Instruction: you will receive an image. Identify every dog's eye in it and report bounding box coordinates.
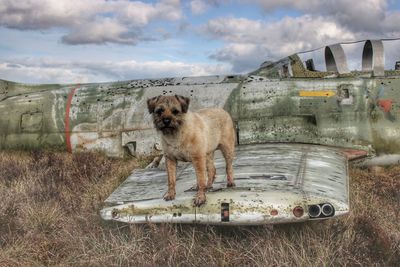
[156,108,164,115]
[172,109,179,115]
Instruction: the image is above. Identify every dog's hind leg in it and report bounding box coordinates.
[206,152,216,188]
[220,143,235,187]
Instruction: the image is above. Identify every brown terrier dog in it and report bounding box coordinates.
[147,95,235,206]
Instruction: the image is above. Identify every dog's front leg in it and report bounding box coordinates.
[192,155,207,206]
[164,157,177,201]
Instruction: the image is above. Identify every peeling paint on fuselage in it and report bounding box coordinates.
[1,55,400,158]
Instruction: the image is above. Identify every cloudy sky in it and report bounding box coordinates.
[1,0,400,83]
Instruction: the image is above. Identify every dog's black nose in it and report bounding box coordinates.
[163,118,171,125]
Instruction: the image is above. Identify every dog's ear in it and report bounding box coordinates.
[175,95,190,113]
[147,96,160,114]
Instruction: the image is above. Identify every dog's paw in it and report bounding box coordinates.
[193,193,206,207]
[227,181,236,187]
[163,191,176,201]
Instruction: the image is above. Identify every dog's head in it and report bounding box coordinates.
[147,95,190,135]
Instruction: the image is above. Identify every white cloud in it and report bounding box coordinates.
[205,16,356,48]
[0,62,86,83]
[114,0,182,26]
[61,18,140,45]
[190,0,209,15]
[244,0,319,12]
[189,0,228,15]
[0,0,183,45]
[249,0,389,33]
[0,0,105,29]
[0,58,232,83]
[205,16,356,72]
[381,10,400,33]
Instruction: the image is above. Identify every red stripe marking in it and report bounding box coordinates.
[65,85,79,153]
[377,99,393,113]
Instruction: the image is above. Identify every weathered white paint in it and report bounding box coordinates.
[101,143,349,225]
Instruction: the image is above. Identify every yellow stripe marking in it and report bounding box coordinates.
[299,90,336,97]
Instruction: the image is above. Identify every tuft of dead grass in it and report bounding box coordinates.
[0,151,399,266]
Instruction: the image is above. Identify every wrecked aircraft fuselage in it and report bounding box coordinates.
[0,39,399,164]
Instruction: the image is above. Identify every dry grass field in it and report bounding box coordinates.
[0,150,399,266]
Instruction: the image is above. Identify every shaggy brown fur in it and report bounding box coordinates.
[147,95,236,206]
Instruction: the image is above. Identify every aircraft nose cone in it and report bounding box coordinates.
[163,118,171,126]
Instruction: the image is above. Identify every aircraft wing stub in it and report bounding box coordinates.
[101,143,349,225]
